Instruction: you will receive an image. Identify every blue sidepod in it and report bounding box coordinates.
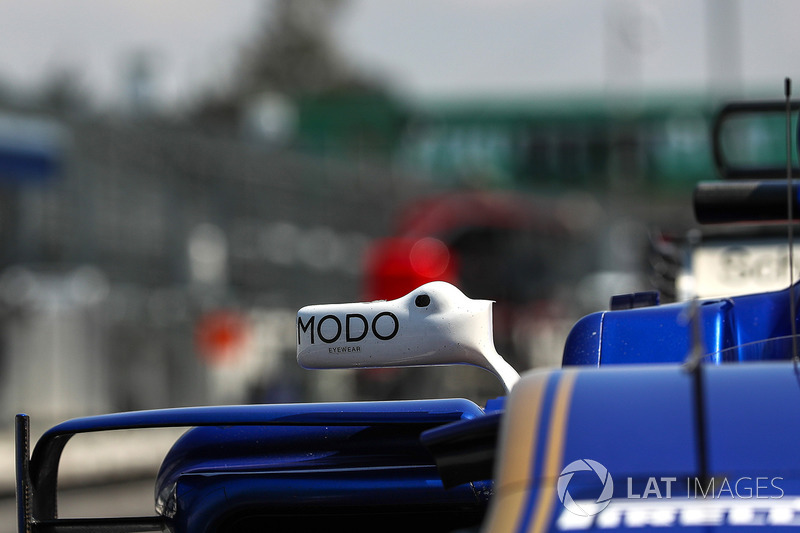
[157,404,492,533]
[563,284,797,366]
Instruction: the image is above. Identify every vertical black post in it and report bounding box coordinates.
[690,363,708,485]
[15,414,32,533]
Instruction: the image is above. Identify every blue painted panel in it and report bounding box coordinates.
[563,284,800,367]
[563,367,697,479]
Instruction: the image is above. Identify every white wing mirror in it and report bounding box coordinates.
[297,281,520,392]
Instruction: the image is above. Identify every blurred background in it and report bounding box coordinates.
[0,0,797,445]
[1,0,800,521]
[1,0,798,417]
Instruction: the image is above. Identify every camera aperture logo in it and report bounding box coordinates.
[558,459,614,517]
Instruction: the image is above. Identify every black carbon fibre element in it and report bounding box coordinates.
[693,180,800,224]
[421,412,502,489]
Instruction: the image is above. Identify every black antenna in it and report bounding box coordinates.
[683,298,708,484]
[786,78,798,363]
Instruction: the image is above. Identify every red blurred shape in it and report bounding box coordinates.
[364,237,457,301]
[195,310,248,365]
[363,191,573,302]
[410,237,451,278]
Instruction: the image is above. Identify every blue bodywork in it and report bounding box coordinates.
[17,400,492,532]
[486,362,800,532]
[153,400,490,532]
[565,287,796,366]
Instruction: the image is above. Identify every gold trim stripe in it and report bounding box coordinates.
[528,370,578,533]
[482,370,552,533]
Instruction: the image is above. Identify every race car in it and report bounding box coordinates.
[15,272,800,532]
[15,93,800,533]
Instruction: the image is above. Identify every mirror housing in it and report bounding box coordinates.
[297,282,519,392]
